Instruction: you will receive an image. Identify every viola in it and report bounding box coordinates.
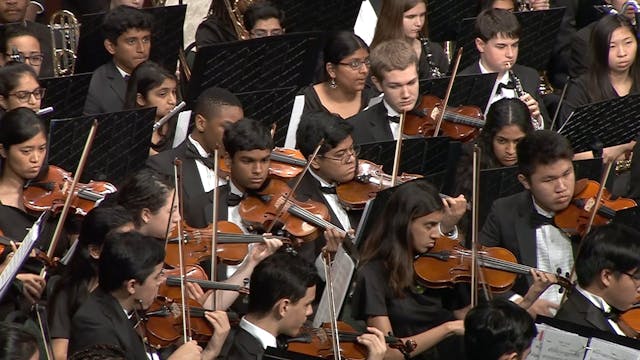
[287,321,413,359]
[414,237,571,293]
[404,95,484,141]
[219,147,307,180]
[239,179,344,242]
[23,165,117,216]
[554,179,637,237]
[336,160,422,210]
[165,220,291,267]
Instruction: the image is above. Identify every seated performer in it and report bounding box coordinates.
[84,5,153,115]
[243,0,285,38]
[0,26,43,75]
[220,250,387,360]
[0,63,43,113]
[555,223,640,336]
[68,231,230,359]
[348,39,420,145]
[459,8,549,129]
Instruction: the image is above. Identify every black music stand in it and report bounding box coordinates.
[264,346,323,360]
[426,0,478,43]
[559,94,640,153]
[236,87,298,147]
[420,72,498,112]
[40,73,92,119]
[48,108,156,185]
[75,5,186,74]
[270,0,362,33]
[454,8,566,71]
[187,32,323,101]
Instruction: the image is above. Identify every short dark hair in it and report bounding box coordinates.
[0,107,47,149]
[102,5,153,45]
[575,223,640,287]
[0,62,38,97]
[475,8,521,42]
[517,130,573,179]
[0,322,38,359]
[464,299,536,360]
[296,112,353,158]
[69,344,126,360]
[243,1,285,31]
[115,168,174,227]
[222,118,274,158]
[194,86,243,121]
[248,251,319,315]
[99,231,165,292]
[0,25,39,55]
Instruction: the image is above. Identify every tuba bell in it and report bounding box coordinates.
[49,10,80,77]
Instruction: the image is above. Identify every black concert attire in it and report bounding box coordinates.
[351,259,465,360]
[219,317,282,360]
[348,101,401,145]
[195,16,237,48]
[555,286,624,335]
[418,38,449,80]
[568,22,595,80]
[83,60,128,115]
[298,84,379,120]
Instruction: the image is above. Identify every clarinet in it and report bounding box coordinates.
[508,64,544,130]
[420,37,444,78]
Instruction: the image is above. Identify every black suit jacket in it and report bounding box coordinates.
[555,289,616,333]
[568,22,594,79]
[83,61,127,115]
[459,63,551,128]
[348,102,394,145]
[220,326,266,360]
[146,140,229,228]
[68,289,147,360]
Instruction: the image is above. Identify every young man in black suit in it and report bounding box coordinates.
[146,87,244,228]
[480,130,575,317]
[83,5,152,115]
[459,8,549,129]
[69,231,230,359]
[221,251,387,360]
[347,39,420,145]
[555,223,640,335]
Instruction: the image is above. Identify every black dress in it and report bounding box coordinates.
[351,259,465,360]
[298,84,379,120]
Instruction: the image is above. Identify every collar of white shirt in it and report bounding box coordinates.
[115,64,130,79]
[239,317,278,349]
[575,285,614,314]
[188,135,210,157]
[382,99,401,118]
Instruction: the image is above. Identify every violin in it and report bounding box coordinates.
[218,147,307,180]
[404,95,484,141]
[619,304,640,338]
[239,179,338,242]
[23,165,117,216]
[336,160,422,210]
[0,230,57,269]
[554,179,637,237]
[414,237,571,293]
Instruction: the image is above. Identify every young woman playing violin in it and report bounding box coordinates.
[124,60,179,155]
[48,205,134,360]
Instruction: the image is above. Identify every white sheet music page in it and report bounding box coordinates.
[585,337,640,360]
[312,246,355,328]
[526,323,588,360]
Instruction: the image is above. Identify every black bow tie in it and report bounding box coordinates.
[320,186,337,194]
[603,308,622,322]
[124,74,131,81]
[387,115,400,124]
[185,141,215,169]
[530,212,556,228]
[227,193,245,207]
[496,81,515,94]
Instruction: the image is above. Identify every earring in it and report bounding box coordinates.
[329,77,337,89]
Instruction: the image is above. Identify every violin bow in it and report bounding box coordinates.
[432,48,463,137]
[469,145,492,306]
[322,248,342,360]
[210,148,221,309]
[41,119,98,279]
[33,303,54,360]
[390,112,404,187]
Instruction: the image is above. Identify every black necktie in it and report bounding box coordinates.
[185,141,215,169]
[320,186,337,194]
[387,115,400,124]
[496,81,515,94]
[227,193,245,207]
[530,212,556,228]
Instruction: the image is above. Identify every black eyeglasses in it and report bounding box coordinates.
[319,145,360,164]
[8,87,46,102]
[6,52,44,65]
[621,270,640,281]
[338,58,371,70]
[250,29,284,38]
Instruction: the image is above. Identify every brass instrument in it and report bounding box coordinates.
[49,10,80,77]
[515,0,533,11]
[209,0,253,40]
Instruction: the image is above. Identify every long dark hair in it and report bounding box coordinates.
[360,181,443,297]
[587,14,640,101]
[0,107,47,176]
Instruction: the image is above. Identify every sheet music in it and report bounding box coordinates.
[312,246,356,328]
[173,110,192,148]
[584,337,640,360]
[526,323,589,360]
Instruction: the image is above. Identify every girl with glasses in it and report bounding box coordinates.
[0,63,43,114]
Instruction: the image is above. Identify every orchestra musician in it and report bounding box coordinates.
[84,5,153,115]
[68,231,230,359]
[0,322,40,360]
[242,1,285,39]
[555,223,640,335]
[0,63,43,113]
[459,8,549,129]
[348,39,420,144]
[0,26,43,76]
[123,60,178,155]
[370,0,449,80]
[146,87,244,229]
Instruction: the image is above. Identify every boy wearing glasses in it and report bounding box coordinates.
[243,1,285,39]
[555,223,640,336]
[348,39,420,145]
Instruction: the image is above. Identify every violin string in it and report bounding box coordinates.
[286,201,343,234]
[451,249,536,274]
